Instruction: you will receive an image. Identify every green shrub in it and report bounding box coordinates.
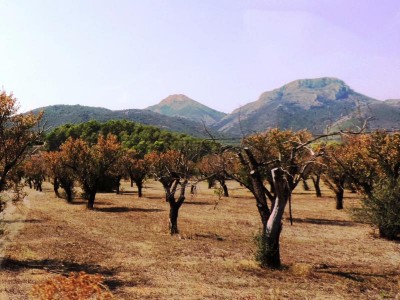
[352,179,400,240]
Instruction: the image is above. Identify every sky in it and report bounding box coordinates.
[1,0,400,113]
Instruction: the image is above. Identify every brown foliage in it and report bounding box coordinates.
[0,91,43,191]
[30,271,113,299]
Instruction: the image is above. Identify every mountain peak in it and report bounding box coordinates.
[160,94,194,104]
[213,77,379,135]
[284,77,347,90]
[146,94,226,125]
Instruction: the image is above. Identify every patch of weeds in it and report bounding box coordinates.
[290,263,314,277]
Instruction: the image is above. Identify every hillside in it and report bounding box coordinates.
[146,94,226,125]
[30,105,214,138]
[29,78,400,138]
[333,99,400,131]
[211,77,386,135]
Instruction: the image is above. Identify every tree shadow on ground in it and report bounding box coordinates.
[145,195,163,200]
[118,191,135,195]
[0,219,42,224]
[94,206,163,213]
[314,264,397,282]
[0,257,134,291]
[288,217,355,227]
[184,201,213,206]
[68,200,112,206]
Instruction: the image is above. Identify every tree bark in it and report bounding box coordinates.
[87,190,96,209]
[169,203,180,235]
[261,168,289,269]
[115,176,121,194]
[65,186,73,203]
[311,175,322,197]
[207,178,215,189]
[53,178,60,198]
[220,179,229,197]
[302,179,310,191]
[335,187,344,210]
[334,177,345,210]
[263,228,282,268]
[136,181,143,198]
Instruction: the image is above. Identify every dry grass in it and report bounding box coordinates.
[0,180,399,299]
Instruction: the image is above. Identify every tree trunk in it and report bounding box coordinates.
[335,186,344,210]
[311,175,322,197]
[302,179,310,191]
[130,178,134,187]
[136,181,143,198]
[261,168,289,269]
[87,190,96,209]
[220,179,229,197]
[53,178,60,198]
[262,228,282,268]
[65,186,73,203]
[115,176,121,194]
[207,178,215,189]
[190,185,196,194]
[169,203,180,235]
[378,226,397,240]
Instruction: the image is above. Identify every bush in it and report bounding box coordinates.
[352,179,400,240]
[254,231,269,267]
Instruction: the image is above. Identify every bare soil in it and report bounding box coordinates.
[0,180,399,299]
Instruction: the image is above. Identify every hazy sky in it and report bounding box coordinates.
[1,0,400,113]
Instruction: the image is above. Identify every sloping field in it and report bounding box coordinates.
[0,180,399,299]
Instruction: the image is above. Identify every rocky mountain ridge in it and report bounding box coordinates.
[30,77,400,137]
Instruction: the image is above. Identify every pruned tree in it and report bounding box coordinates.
[123,149,149,198]
[0,91,43,192]
[23,153,46,192]
[336,132,400,239]
[321,143,348,209]
[60,134,123,209]
[308,152,325,198]
[197,152,237,197]
[146,147,195,235]
[44,151,75,202]
[223,128,325,268]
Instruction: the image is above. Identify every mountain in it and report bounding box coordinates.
[31,104,214,138]
[332,99,400,131]
[211,77,392,135]
[146,94,226,125]
[384,99,400,107]
[29,78,400,139]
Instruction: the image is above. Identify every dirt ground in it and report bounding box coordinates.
[0,180,399,299]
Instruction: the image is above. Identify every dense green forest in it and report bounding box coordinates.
[45,119,215,156]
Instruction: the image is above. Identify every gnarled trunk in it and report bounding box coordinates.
[164,179,187,235]
[87,190,96,209]
[262,168,289,268]
[207,178,215,189]
[220,179,229,197]
[53,177,60,198]
[115,176,121,194]
[136,181,143,198]
[65,186,73,203]
[335,178,345,210]
[302,179,310,191]
[169,203,180,234]
[335,187,344,210]
[311,175,322,197]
